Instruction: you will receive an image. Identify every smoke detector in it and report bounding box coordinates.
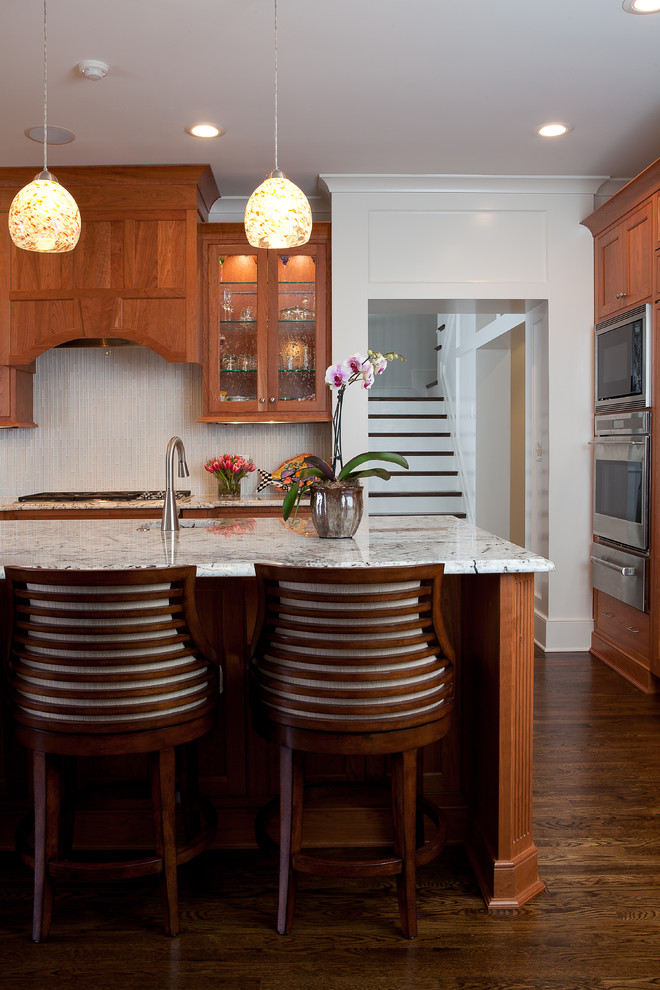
[78,60,109,81]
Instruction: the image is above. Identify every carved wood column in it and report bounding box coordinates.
[461,571,545,909]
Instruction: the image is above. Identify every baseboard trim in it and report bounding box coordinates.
[534,612,593,653]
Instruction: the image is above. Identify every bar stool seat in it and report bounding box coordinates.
[249,563,455,938]
[3,565,221,941]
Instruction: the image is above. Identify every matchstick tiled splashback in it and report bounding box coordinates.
[0,346,330,497]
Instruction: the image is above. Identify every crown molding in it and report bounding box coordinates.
[317,174,608,196]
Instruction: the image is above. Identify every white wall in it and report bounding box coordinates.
[475,344,511,539]
[368,313,439,393]
[320,174,600,652]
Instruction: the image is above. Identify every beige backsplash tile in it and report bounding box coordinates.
[0,346,330,497]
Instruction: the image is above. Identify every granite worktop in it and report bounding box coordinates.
[0,514,554,578]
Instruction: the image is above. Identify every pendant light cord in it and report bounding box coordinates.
[42,0,48,174]
[273,0,278,171]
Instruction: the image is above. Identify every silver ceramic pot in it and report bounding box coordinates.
[309,482,363,538]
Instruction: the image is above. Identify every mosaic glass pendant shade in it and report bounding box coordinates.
[244,169,312,249]
[9,171,81,253]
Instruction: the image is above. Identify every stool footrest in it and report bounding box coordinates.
[16,795,217,882]
[293,851,403,877]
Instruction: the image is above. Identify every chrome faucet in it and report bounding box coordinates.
[161,436,189,532]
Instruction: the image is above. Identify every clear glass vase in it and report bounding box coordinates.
[216,474,242,500]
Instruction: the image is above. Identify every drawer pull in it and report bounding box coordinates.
[601,610,614,618]
[626,626,639,634]
[590,555,636,577]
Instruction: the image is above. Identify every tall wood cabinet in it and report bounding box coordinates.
[198,223,331,423]
[583,158,660,693]
[0,165,219,427]
[593,201,653,321]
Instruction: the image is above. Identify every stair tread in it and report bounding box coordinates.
[375,450,454,456]
[372,512,466,519]
[369,432,451,437]
[369,413,448,420]
[369,396,445,402]
[370,490,463,498]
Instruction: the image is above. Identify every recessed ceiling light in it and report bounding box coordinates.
[186,123,225,138]
[537,122,572,138]
[25,125,75,145]
[623,0,660,13]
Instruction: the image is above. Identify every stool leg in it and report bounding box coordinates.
[150,748,179,937]
[32,751,61,943]
[278,746,304,935]
[392,749,418,939]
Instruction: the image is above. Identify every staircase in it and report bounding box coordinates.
[367,395,466,517]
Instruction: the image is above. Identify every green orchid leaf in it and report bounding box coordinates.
[282,481,300,521]
[337,451,408,481]
[305,455,335,481]
[343,468,392,481]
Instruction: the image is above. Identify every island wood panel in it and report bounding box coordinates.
[0,568,542,911]
[0,506,306,520]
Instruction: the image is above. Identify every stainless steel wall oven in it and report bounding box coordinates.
[590,410,649,610]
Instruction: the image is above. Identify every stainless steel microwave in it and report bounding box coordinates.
[594,304,651,413]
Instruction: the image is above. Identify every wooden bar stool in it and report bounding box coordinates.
[249,563,455,938]
[2,565,221,942]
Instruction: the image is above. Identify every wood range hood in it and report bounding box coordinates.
[0,164,220,427]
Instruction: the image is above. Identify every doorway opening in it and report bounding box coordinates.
[367,299,548,562]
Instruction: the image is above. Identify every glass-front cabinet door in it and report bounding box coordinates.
[268,245,326,412]
[200,223,330,422]
[206,244,266,413]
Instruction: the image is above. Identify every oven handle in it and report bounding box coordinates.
[590,555,637,577]
[588,438,647,444]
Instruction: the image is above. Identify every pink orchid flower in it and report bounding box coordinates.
[346,352,369,374]
[325,362,350,389]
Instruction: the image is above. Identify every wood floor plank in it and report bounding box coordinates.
[0,652,658,990]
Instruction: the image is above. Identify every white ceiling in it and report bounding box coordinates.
[2,0,660,203]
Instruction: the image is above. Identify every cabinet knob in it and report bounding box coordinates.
[259,397,266,403]
[269,397,275,403]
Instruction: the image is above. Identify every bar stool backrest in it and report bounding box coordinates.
[250,563,455,735]
[4,565,219,735]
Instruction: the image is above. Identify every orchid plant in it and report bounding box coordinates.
[283,349,408,520]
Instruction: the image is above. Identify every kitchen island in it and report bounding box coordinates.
[0,514,553,911]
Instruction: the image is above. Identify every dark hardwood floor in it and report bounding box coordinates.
[0,653,658,990]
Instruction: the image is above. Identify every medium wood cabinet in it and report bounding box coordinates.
[0,166,218,366]
[0,165,220,427]
[198,223,331,423]
[0,365,35,428]
[591,589,654,693]
[593,200,653,321]
[583,159,660,692]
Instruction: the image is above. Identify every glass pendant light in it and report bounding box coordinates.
[244,0,312,250]
[8,0,81,253]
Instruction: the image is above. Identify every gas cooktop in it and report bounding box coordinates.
[18,491,192,503]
